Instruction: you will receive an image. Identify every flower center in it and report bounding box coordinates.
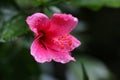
[37,31,48,50]
[37,31,45,39]
[54,34,72,50]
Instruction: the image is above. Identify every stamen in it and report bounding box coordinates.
[60,45,65,49]
[68,39,72,46]
[54,34,73,50]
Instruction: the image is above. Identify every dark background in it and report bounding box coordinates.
[0,0,120,80]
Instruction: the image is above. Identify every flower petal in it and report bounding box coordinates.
[26,13,49,35]
[49,13,78,35]
[31,37,75,63]
[31,38,52,63]
[69,35,81,50]
[46,34,81,52]
[49,49,75,64]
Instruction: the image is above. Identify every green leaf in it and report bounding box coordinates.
[70,0,120,10]
[15,0,36,8]
[81,56,113,80]
[1,14,28,41]
[69,56,114,80]
[44,6,61,17]
[33,0,47,6]
[69,61,84,80]
[105,0,120,8]
[15,0,48,8]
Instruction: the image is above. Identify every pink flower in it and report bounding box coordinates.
[26,13,81,64]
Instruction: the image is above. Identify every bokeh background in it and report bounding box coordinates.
[0,0,120,80]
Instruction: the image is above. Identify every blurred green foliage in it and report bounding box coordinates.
[69,56,114,80]
[70,0,120,10]
[0,0,120,80]
[1,14,28,41]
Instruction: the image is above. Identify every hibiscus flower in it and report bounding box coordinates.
[26,13,81,64]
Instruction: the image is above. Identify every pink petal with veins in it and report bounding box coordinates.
[26,13,49,36]
[49,13,78,36]
[31,37,52,63]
